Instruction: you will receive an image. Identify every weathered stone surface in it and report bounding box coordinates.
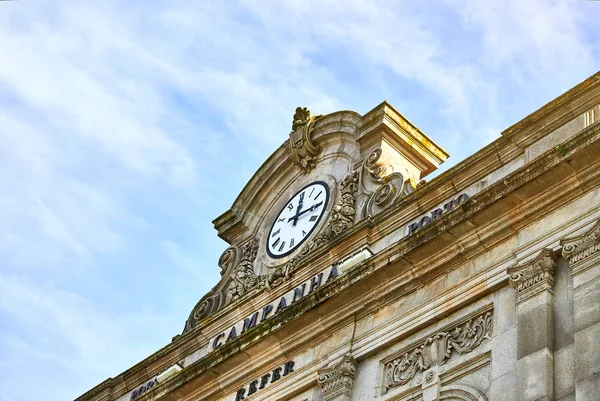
[573,276,600,332]
[492,327,517,380]
[553,258,574,350]
[575,371,600,401]
[516,348,554,401]
[554,344,575,400]
[489,370,516,401]
[517,301,554,359]
[574,322,600,381]
[74,72,600,401]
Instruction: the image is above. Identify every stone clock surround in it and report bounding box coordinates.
[75,72,600,401]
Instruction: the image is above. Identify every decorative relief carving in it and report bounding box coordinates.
[383,311,492,394]
[317,354,358,401]
[560,219,600,265]
[361,147,414,218]
[288,107,323,173]
[227,240,261,301]
[218,246,239,276]
[508,248,557,303]
[365,147,393,181]
[182,241,262,334]
[267,171,359,288]
[328,171,359,235]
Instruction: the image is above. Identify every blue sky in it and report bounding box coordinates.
[0,1,598,400]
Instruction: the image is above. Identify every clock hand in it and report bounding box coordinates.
[287,201,323,222]
[291,192,305,227]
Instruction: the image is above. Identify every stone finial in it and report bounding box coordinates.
[291,107,311,132]
[317,354,358,401]
[508,248,557,303]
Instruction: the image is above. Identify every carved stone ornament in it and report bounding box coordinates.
[183,243,259,334]
[226,240,262,301]
[361,147,414,218]
[508,248,557,303]
[317,354,358,401]
[288,107,323,174]
[383,311,492,394]
[267,171,359,289]
[560,219,600,274]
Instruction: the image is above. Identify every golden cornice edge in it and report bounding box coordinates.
[501,70,600,139]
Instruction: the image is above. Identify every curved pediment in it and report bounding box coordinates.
[212,109,363,245]
[183,103,449,336]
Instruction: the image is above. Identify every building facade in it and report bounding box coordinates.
[77,72,600,401]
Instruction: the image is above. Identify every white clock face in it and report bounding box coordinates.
[266,181,330,259]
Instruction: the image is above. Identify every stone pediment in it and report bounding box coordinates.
[182,103,448,336]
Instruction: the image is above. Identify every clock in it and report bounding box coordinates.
[266,181,330,258]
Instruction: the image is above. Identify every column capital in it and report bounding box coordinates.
[560,219,600,274]
[508,248,557,303]
[317,354,358,401]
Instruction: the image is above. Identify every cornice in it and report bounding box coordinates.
[76,73,600,401]
[104,111,600,401]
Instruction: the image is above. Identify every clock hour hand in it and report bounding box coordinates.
[287,201,323,222]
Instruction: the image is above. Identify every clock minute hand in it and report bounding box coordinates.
[288,201,323,222]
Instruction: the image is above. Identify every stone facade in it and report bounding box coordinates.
[76,72,600,401]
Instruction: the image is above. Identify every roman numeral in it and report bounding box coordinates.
[287,203,294,211]
[309,188,315,198]
[289,238,294,248]
[302,230,307,237]
[277,218,285,223]
[278,241,286,252]
[309,215,318,222]
[272,238,280,248]
[314,191,322,200]
[272,229,280,237]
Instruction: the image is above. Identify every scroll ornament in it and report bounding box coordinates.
[508,248,557,303]
[361,147,413,218]
[560,219,600,265]
[384,311,492,393]
[267,171,359,289]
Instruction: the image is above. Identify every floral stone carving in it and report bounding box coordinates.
[383,311,492,393]
[227,240,261,301]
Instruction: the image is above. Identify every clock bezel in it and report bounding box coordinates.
[265,180,330,259]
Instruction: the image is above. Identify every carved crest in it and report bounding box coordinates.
[383,311,492,393]
[288,107,323,173]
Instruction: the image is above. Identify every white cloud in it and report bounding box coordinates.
[0,1,598,401]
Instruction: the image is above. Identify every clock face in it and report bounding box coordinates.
[266,181,330,259]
